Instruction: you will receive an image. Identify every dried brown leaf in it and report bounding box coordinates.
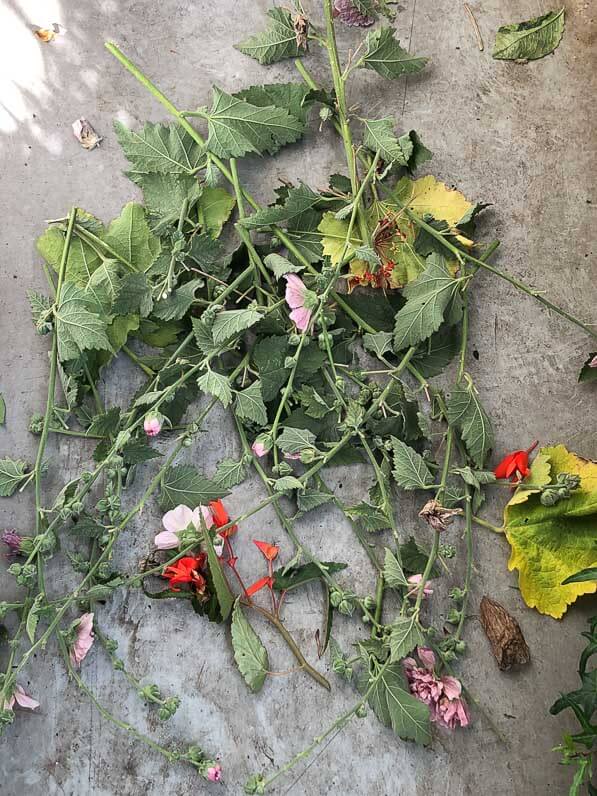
[479,595,530,670]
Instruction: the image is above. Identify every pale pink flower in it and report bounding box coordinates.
[284,452,302,461]
[406,573,433,599]
[4,684,40,711]
[70,612,95,667]
[589,355,597,368]
[404,646,470,730]
[252,440,267,457]
[144,413,162,437]
[284,274,313,333]
[155,504,214,549]
[207,764,222,782]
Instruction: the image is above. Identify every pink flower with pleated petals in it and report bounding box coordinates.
[406,573,433,599]
[207,764,222,782]
[404,647,470,730]
[144,414,162,437]
[155,505,213,549]
[4,684,40,711]
[70,612,95,667]
[284,274,313,333]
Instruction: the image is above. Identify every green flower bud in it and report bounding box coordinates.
[449,587,466,603]
[28,413,45,435]
[454,639,466,654]
[183,437,193,448]
[446,608,461,625]
[329,589,342,608]
[439,544,456,559]
[355,704,368,719]
[288,334,301,347]
[362,595,376,611]
[338,599,354,616]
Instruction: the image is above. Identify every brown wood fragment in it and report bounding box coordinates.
[479,596,530,670]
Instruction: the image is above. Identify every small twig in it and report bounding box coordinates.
[464,3,484,51]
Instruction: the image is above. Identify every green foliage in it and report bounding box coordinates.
[383,548,408,588]
[276,426,317,455]
[197,369,233,407]
[362,118,426,168]
[493,9,565,61]
[253,336,290,401]
[152,279,202,322]
[235,8,305,65]
[389,617,425,662]
[360,27,428,79]
[0,458,30,497]
[114,120,204,174]
[37,224,102,285]
[239,184,323,230]
[55,282,112,362]
[446,380,494,468]
[211,307,262,344]
[231,600,269,692]
[272,561,347,591]
[235,381,268,425]
[159,464,228,510]
[390,437,434,490]
[196,187,236,238]
[103,202,161,272]
[212,458,248,490]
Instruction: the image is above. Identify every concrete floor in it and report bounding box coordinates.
[0,0,596,794]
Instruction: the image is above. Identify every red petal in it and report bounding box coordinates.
[253,539,279,561]
[494,453,515,479]
[209,499,230,527]
[246,575,273,596]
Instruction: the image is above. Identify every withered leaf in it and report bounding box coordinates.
[34,28,56,42]
[479,596,530,670]
[72,119,103,150]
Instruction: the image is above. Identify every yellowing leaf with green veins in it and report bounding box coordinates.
[500,445,597,618]
[389,175,473,227]
[318,212,362,265]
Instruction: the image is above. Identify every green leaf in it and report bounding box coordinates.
[211,307,262,345]
[345,502,392,531]
[0,394,5,425]
[390,437,434,490]
[383,548,408,588]
[205,87,304,158]
[122,437,163,466]
[0,458,30,497]
[236,82,313,124]
[231,600,268,692]
[277,426,317,455]
[272,561,348,591]
[389,616,425,663]
[453,466,496,490]
[360,27,428,79]
[253,336,290,401]
[186,233,231,277]
[362,118,413,166]
[264,253,304,278]
[197,186,236,238]
[393,254,463,351]
[130,172,201,220]
[103,203,160,273]
[37,227,103,286]
[235,381,268,425]
[87,407,121,437]
[113,272,153,317]
[363,331,393,358]
[152,279,202,322]
[200,515,234,621]
[197,369,233,408]
[212,458,248,490]
[26,594,44,644]
[28,291,53,332]
[579,353,597,384]
[55,282,112,362]
[191,316,218,357]
[274,475,304,492]
[562,567,597,585]
[363,662,431,744]
[400,537,441,577]
[235,8,304,65]
[159,464,228,511]
[410,325,460,378]
[297,489,334,513]
[114,120,204,174]
[493,9,565,61]
[446,381,494,468]
[240,184,323,230]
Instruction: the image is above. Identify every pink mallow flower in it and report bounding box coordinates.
[406,573,433,599]
[1,529,22,558]
[284,274,314,333]
[70,612,95,667]
[155,504,214,550]
[4,684,40,711]
[144,412,163,437]
[207,764,222,782]
[589,355,597,368]
[403,647,470,730]
[251,440,267,458]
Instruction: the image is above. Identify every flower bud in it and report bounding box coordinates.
[28,413,44,435]
[143,412,163,438]
[355,704,368,719]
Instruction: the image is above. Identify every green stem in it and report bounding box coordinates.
[471,515,503,533]
[454,492,473,643]
[122,345,155,377]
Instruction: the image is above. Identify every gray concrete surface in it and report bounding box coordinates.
[0,0,596,794]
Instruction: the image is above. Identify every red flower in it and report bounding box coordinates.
[209,499,237,537]
[494,441,538,482]
[162,554,207,592]
[246,575,273,596]
[253,540,279,561]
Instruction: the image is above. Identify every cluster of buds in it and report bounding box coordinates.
[539,472,581,506]
[329,587,358,616]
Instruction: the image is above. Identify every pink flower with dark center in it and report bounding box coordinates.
[406,573,433,599]
[70,612,95,667]
[4,684,40,711]
[144,412,162,437]
[284,274,313,333]
[207,764,222,782]
[155,505,214,549]
[1,529,22,557]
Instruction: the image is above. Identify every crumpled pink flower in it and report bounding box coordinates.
[207,764,222,782]
[284,274,313,333]
[4,684,40,711]
[252,440,267,457]
[155,504,214,549]
[1,529,22,558]
[404,647,470,730]
[70,612,95,667]
[333,0,376,27]
[406,573,433,599]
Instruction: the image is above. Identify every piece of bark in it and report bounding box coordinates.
[479,596,530,670]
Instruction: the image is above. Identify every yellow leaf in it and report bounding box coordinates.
[318,212,362,264]
[392,175,473,226]
[502,445,597,618]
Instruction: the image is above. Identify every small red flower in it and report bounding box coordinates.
[253,540,279,561]
[209,499,237,537]
[162,554,207,592]
[246,575,273,597]
[493,441,539,483]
